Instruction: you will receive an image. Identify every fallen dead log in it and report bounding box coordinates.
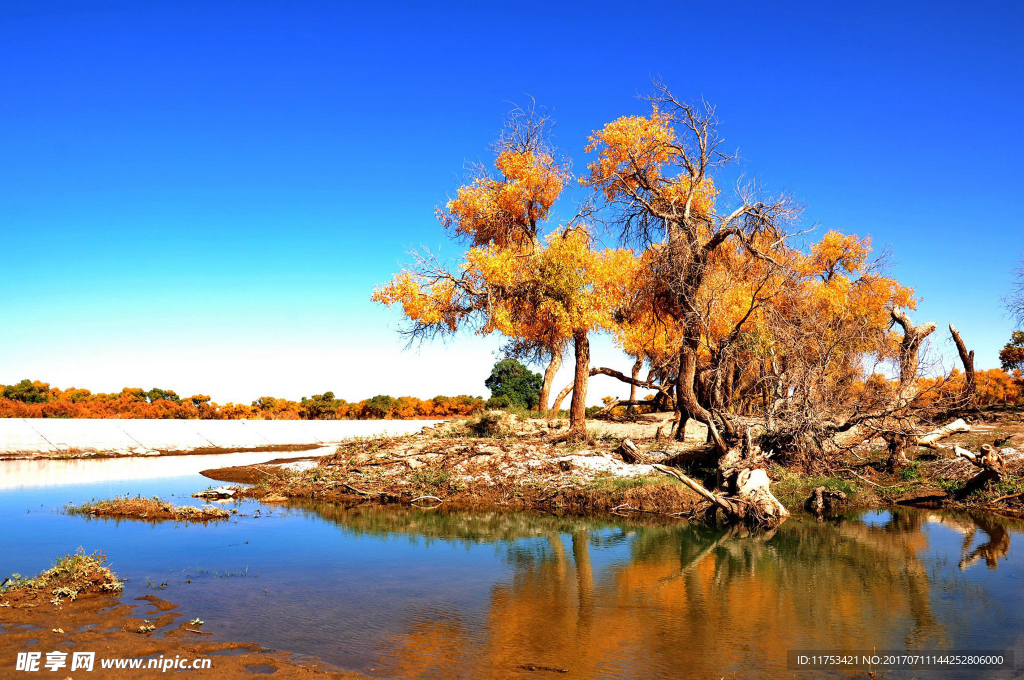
[734,468,790,523]
[653,464,738,516]
[718,429,774,479]
[719,430,789,523]
[917,418,970,449]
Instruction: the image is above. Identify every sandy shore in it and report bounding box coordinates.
[0,418,440,459]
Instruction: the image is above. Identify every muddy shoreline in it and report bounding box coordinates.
[0,591,367,679]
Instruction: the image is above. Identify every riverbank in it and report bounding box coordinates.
[201,413,713,516]
[201,410,1024,520]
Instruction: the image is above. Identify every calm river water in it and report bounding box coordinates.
[2,452,1024,679]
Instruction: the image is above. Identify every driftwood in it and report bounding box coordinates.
[953,444,1005,500]
[955,444,1005,477]
[653,464,738,516]
[917,418,971,449]
[717,429,789,523]
[616,439,650,464]
[718,429,773,479]
[733,468,789,523]
[805,486,848,514]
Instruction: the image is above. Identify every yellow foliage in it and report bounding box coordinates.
[583,110,677,200]
[440,148,566,249]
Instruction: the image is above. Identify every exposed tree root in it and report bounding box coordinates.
[953,444,1005,500]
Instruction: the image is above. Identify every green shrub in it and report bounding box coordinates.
[484,359,542,409]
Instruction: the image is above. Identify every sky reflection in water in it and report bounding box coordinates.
[2,454,1024,679]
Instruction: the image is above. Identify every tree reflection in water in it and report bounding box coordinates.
[290,502,1018,679]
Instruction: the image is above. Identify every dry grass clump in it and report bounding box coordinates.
[67,496,229,522]
[1,549,123,607]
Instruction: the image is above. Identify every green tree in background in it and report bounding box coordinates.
[485,359,542,410]
[362,395,396,418]
[1,379,52,404]
[1001,331,1024,373]
[300,392,343,419]
[146,388,181,404]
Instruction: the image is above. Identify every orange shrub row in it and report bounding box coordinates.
[0,381,484,420]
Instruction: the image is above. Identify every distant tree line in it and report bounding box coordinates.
[0,380,484,420]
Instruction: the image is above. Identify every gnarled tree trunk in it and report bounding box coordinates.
[676,336,728,454]
[652,428,789,526]
[567,330,590,439]
[626,357,643,414]
[538,350,562,415]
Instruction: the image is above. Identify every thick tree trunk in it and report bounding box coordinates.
[627,357,643,414]
[538,351,562,415]
[949,323,976,407]
[677,338,728,455]
[673,378,686,441]
[568,330,590,438]
[723,357,737,411]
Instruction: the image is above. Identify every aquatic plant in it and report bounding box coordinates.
[0,548,123,606]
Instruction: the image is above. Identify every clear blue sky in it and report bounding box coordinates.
[2,1,1022,404]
